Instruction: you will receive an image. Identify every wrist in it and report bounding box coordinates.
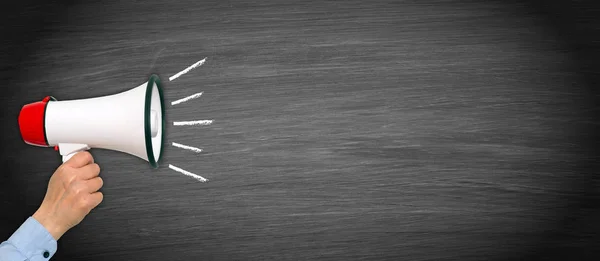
[33,208,66,240]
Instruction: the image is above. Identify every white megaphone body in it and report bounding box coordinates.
[18,74,165,168]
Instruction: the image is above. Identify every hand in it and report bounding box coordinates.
[32,151,103,240]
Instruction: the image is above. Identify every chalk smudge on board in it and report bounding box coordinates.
[172,142,203,153]
[169,57,207,81]
[173,120,213,126]
[171,92,203,106]
[150,46,166,69]
[168,164,208,182]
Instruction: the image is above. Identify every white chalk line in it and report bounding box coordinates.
[168,164,208,182]
[171,92,203,106]
[169,57,207,81]
[173,120,213,126]
[172,142,203,153]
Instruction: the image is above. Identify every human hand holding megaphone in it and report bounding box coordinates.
[17,74,165,167]
[32,150,103,240]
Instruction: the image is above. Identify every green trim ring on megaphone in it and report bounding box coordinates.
[144,74,165,169]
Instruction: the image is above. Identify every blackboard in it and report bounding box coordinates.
[2,0,600,260]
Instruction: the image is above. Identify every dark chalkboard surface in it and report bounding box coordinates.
[2,0,600,260]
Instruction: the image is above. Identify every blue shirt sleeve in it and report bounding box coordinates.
[0,217,57,261]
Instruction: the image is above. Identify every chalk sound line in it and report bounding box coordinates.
[169,57,207,81]
[172,142,203,153]
[168,164,208,182]
[173,120,213,126]
[171,92,203,106]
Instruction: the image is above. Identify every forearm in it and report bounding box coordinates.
[0,217,57,261]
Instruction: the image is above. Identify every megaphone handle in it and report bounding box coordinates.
[58,143,91,163]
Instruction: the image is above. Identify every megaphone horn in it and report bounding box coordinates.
[18,74,165,168]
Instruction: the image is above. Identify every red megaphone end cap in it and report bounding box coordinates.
[18,96,56,147]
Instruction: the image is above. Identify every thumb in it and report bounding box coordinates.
[64,151,94,168]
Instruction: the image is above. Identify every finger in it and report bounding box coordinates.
[64,151,94,168]
[78,163,101,180]
[87,192,104,209]
[85,177,103,193]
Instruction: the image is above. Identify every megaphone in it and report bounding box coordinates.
[17,74,165,168]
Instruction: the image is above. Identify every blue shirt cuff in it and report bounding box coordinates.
[6,217,57,260]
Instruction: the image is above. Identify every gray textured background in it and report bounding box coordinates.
[2,0,600,260]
